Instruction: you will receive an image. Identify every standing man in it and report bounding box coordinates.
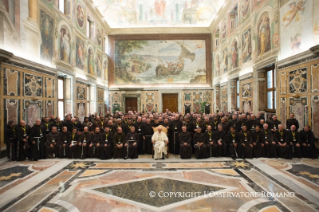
[286,113,299,131]
[179,126,192,159]
[30,119,45,160]
[169,114,182,154]
[15,120,31,161]
[4,121,15,160]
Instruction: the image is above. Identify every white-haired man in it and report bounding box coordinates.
[152,126,168,160]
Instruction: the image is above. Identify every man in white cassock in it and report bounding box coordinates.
[152,126,168,160]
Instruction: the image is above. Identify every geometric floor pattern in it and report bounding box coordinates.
[0,156,318,212]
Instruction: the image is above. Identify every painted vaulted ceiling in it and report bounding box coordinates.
[93,0,225,28]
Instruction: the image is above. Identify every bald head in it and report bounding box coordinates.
[20,120,26,126]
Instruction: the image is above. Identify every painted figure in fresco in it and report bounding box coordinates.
[258,15,271,56]
[40,11,53,62]
[88,48,95,75]
[154,0,166,18]
[222,50,228,73]
[283,0,307,29]
[242,30,251,62]
[76,39,84,69]
[97,55,102,78]
[60,28,71,63]
[77,4,85,28]
[231,40,238,69]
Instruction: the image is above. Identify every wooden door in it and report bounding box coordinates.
[162,94,178,112]
[125,97,137,113]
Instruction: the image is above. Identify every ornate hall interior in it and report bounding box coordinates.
[0,0,319,211]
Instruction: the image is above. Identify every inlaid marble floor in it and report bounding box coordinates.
[0,156,318,212]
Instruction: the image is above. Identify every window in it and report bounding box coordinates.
[266,67,276,111]
[230,5,238,31]
[87,18,94,38]
[236,79,240,111]
[58,78,65,118]
[59,0,64,14]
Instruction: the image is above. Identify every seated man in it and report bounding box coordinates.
[100,126,113,160]
[69,128,80,159]
[113,127,125,159]
[89,127,101,158]
[79,126,91,159]
[226,126,240,159]
[275,124,290,159]
[152,126,169,160]
[59,126,70,158]
[179,126,192,159]
[287,125,301,158]
[124,126,139,159]
[193,127,208,159]
[251,125,264,158]
[300,126,317,159]
[212,124,227,157]
[46,126,60,158]
[238,125,253,159]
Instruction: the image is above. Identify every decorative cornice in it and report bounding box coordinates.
[4,54,56,76]
[0,49,13,62]
[239,72,253,81]
[108,27,211,35]
[277,50,319,70]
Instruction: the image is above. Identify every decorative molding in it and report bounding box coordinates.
[277,50,319,70]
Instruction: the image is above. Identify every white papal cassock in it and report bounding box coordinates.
[152,131,168,159]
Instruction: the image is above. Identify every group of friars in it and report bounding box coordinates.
[4,111,317,161]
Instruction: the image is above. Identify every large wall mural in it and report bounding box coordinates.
[114,40,207,84]
[242,28,252,63]
[76,36,85,70]
[280,0,313,60]
[257,11,271,56]
[40,10,54,64]
[59,26,71,63]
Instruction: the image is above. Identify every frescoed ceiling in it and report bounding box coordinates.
[93,0,225,28]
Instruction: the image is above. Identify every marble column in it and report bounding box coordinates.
[22,0,41,62]
[229,79,236,111]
